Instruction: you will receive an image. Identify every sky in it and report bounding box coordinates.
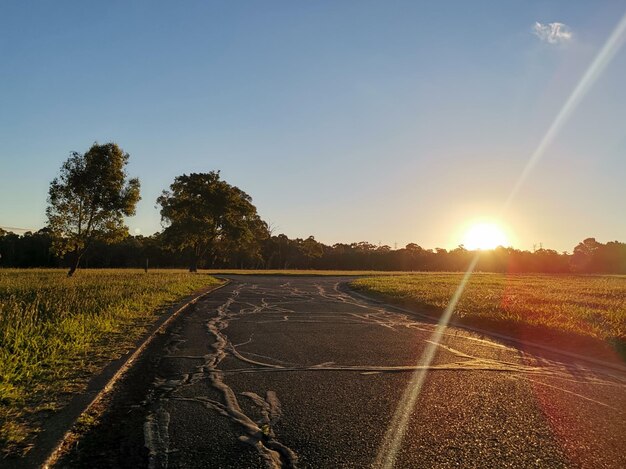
[1,1,625,252]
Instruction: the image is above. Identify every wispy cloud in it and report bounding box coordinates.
[533,22,572,44]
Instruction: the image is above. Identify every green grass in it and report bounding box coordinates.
[351,273,626,344]
[0,268,221,456]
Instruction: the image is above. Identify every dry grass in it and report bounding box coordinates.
[0,268,221,456]
[351,273,626,344]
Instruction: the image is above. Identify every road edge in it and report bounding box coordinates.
[12,278,230,469]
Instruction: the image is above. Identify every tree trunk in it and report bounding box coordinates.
[67,248,81,277]
[189,256,198,273]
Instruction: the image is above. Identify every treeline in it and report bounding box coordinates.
[1,229,625,274]
[2,141,625,275]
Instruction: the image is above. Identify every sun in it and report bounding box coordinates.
[462,222,508,250]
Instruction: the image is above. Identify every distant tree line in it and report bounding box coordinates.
[1,142,625,274]
[1,229,625,274]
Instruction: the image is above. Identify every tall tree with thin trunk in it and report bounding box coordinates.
[46,142,141,276]
[157,171,265,272]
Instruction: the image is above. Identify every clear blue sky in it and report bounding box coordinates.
[1,1,625,252]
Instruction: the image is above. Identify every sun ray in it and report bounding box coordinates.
[376,10,626,468]
[373,255,480,469]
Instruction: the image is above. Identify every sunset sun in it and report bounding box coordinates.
[463,222,509,250]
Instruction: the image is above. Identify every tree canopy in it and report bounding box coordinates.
[157,171,268,272]
[46,142,141,276]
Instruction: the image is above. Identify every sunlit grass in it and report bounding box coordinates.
[0,268,221,456]
[352,273,626,343]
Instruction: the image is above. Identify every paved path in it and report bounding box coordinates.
[59,276,626,468]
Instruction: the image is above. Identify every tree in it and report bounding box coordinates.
[157,171,266,272]
[300,236,324,267]
[571,237,601,273]
[46,143,141,276]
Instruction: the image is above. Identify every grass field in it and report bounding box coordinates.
[351,273,626,346]
[4,269,624,456]
[0,269,221,456]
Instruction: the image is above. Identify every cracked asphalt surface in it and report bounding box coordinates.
[57,276,626,468]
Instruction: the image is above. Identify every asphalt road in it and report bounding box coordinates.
[57,276,626,468]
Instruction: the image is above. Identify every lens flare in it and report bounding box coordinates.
[503,13,626,213]
[374,255,480,468]
[375,11,626,469]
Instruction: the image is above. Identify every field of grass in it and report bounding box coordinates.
[0,269,221,456]
[351,273,626,346]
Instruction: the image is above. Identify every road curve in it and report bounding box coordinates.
[57,276,626,468]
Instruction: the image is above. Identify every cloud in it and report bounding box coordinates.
[533,22,572,44]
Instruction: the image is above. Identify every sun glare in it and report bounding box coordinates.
[463,222,508,250]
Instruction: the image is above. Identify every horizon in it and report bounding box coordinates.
[1,1,625,252]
